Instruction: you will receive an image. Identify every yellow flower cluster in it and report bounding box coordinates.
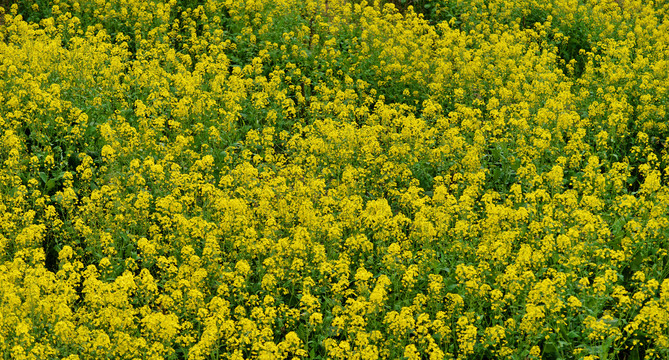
[1,0,669,358]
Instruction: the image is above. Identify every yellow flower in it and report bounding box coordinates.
[529,345,541,358]
[404,344,421,360]
[456,316,477,358]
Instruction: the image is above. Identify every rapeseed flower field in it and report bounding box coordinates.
[1,0,669,358]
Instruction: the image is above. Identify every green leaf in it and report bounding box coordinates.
[46,179,56,192]
[543,342,559,357]
[627,348,641,360]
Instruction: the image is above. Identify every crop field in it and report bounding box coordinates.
[1,0,669,359]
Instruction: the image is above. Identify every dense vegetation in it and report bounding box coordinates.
[1,0,669,359]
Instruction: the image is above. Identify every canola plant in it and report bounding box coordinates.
[1,0,669,359]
